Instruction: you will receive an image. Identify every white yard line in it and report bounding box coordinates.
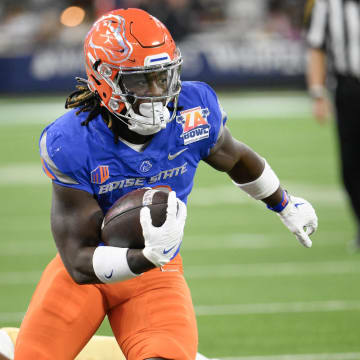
[0,164,49,185]
[0,260,359,285]
[219,94,313,120]
[1,300,360,324]
[0,231,343,257]
[0,102,64,125]
[220,353,360,360]
[189,184,345,206]
[182,231,344,250]
[0,247,55,256]
[0,271,42,285]
[0,164,346,207]
[0,93,313,126]
[195,300,360,316]
[0,312,25,323]
[185,261,360,278]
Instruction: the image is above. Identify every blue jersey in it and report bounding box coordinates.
[39,81,227,214]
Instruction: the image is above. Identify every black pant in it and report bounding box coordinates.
[335,75,360,231]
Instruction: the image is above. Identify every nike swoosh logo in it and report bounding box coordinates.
[294,202,305,208]
[168,148,188,160]
[163,245,176,255]
[104,270,113,279]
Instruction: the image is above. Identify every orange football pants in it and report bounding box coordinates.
[14,254,198,360]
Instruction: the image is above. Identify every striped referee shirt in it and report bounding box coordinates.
[307,0,360,78]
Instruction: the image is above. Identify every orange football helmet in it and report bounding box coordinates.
[84,8,182,135]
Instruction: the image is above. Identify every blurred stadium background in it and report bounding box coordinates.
[1,0,359,359]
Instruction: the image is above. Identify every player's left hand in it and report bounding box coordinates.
[278,195,318,248]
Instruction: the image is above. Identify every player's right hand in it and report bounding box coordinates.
[140,191,187,267]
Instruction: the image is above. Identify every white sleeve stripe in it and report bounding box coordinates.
[329,0,347,73]
[40,131,79,185]
[218,100,227,123]
[345,1,360,76]
[307,0,328,48]
[216,100,226,142]
[216,120,224,142]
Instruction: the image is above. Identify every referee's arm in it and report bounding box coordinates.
[305,0,331,123]
[307,48,331,123]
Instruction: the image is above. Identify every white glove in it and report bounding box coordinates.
[141,191,187,267]
[278,195,318,248]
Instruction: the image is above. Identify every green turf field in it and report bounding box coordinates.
[0,92,359,360]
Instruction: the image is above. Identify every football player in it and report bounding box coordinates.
[14,8,317,360]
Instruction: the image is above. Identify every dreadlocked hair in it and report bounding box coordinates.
[65,77,122,143]
[65,77,102,124]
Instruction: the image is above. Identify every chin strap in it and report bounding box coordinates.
[126,102,170,136]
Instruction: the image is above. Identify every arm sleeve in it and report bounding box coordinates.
[39,128,94,194]
[306,0,329,50]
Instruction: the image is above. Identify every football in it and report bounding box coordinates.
[101,187,170,249]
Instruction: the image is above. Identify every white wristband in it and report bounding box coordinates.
[92,246,138,283]
[309,85,327,99]
[232,159,280,200]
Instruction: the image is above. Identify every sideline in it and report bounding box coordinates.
[0,92,313,126]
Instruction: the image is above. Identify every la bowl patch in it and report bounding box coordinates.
[176,107,211,145]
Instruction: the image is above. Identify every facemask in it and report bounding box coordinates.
[127,102,170,136]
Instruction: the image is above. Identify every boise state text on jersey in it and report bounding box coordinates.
[39,81,227,213]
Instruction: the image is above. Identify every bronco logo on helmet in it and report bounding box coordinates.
[87,14,133,65]
[83,8,183,136]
